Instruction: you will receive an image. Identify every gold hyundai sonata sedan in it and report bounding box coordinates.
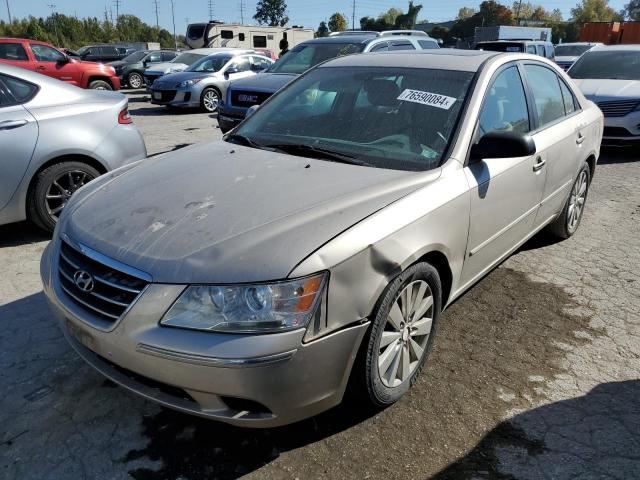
[41,49,603,427]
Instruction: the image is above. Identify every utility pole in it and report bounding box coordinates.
[515,0,523,25]
[239,0,244,24]
[113,0,122,23]
[153,0,159,29]
[171,0,177,49]
[351,0,356,30]
[208,0,214,21]
[47,4,59,46]
[5,0,12,23]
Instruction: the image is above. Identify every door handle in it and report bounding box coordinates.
[35,66,46,71]
[533,156,546,172]
[576,133,585,145]
[0,119,28,130]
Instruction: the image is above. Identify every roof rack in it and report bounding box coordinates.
[329,31,379,36]
[379,30,429,37]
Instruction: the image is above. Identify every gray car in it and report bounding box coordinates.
[150,52,273,112]
[0,64,146,231]
[41,50,602,427]
[569,45,640,145]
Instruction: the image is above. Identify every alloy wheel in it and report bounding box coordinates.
[377,280,434,388]
[203,90,219,112]
[567,169,588,233]
[129,73,143,89]
[45,170,95,221]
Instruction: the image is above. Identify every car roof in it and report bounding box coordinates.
[478,40,551,44]
[188,47,253,54]
[590,44,640,52]
[556,42,600,46]
[0,37,50,45]
[319,48,498,72]
[303,35,378,45]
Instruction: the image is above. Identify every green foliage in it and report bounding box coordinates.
[457,7,477,20]
[328,12,348,32]
[0,13,177,49]
[316,21,329,37]
[571,0,622,22]
[449,1,514,39]
[254,0,289,27]
[626,0,640,19]
[359,2,422,31]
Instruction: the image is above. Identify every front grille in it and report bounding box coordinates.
[152,90,177,102]
[597,99,640,117]
[58,241,148,323]
[231,90,272,108]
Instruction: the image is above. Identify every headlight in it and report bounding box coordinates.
[161,272,327,333]
[178,78,203,88]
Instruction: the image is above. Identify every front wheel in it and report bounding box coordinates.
[547,162,590,239]
[127,72,144,89]
[88,80,112,90]
[364,262,442,407]
[200,87,220,113]
[28,162,99,232]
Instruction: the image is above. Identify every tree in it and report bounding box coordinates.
[316,21,329,37]
[328,12,348,32]
[571,0,621,22]
[394,1,423,29]
[624,0,640,19]
[359,2,422,31]
[457,7,476,20]
[254,0,289,27]
[449,1,514,40]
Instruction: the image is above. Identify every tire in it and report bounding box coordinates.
[546,162,590,239]
[88,80,112,90]
[127,72,144,89]
[28,162,100,232]
[200,87,220,113]
[363,262,442,407]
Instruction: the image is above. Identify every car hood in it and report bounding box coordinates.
[62,141,430,284]
[573,79,640,102]
[108,60,126,67]
[229,72,298,93]
[146,62,188,74]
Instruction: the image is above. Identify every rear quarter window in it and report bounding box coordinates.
[0,74,38,104]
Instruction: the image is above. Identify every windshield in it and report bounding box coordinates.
[187,55,231,72]
[268,42,365,75]
[123,51,148,62]
[230,66,474,171]
[569,50,640,80]
[476,42,524,52]
[172,53,205,65]
[555,44,592,57]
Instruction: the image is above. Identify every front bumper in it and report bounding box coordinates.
[40,242,368,427]
[149,87,200,108]
[602,111,640,144]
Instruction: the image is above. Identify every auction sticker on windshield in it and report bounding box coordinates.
[397,89,456,110]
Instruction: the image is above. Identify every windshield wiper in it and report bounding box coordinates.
[264,143,370,166]
[225,133,263,150]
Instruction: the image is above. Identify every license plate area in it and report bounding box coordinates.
[66,319,99,354]
[153,92,161,100]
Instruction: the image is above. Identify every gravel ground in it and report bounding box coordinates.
[1,91,639,480]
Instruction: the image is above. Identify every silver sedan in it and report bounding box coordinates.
[41,50,602,427]
[149,52,273,113]
[0,64,147,231]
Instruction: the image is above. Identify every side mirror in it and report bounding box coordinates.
[58,55,70,64]
[225,66,239,75]
[469,131,536,162]
[245,104,260,118]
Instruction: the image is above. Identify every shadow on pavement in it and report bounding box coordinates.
[598,147,639,165]
[0,222,49,248]
[433,380,640,479]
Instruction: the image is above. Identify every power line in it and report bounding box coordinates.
[5,0,11,23]
[153,0,159,28]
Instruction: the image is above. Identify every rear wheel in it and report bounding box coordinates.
[547,162,590,239]
[363,262,441,407]
[28,162,99,232]
[127,72,144,89]
[200,87,220,113]
[88,80,112,90]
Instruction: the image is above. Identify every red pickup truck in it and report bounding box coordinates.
[0,38,121,90]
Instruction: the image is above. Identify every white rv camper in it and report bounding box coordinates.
[186,22,314,54]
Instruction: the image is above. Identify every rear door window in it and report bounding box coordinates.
[0,43,29,61]
[524,64,566,127]
[418,40,438,49]
[536,45,545,57]
[526,45,536,54]
[161,51,177,61]
[370,42,389,52]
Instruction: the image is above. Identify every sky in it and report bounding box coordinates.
[4,0,629,33]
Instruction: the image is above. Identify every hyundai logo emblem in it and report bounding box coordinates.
[73,270,94,292]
